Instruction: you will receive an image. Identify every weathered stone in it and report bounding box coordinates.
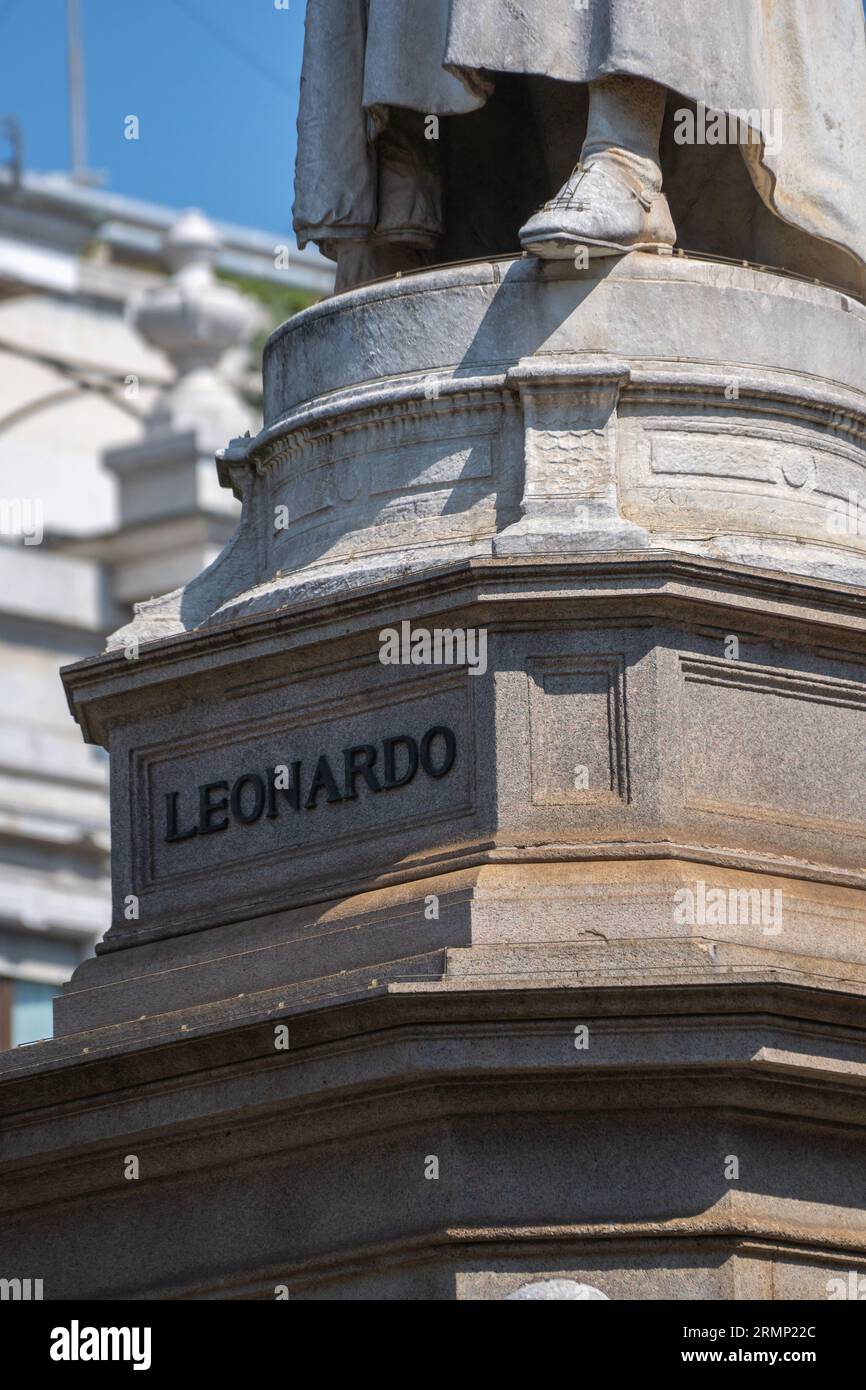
[2,248,866,1297]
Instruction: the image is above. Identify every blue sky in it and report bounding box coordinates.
[0,0,305,234]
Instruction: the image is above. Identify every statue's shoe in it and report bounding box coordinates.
[519,160,676,259]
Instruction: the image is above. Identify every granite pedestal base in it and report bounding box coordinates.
[2,254,865,1300]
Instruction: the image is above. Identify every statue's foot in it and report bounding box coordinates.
[519,160,676,260]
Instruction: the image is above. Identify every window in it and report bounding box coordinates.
[0,929,86,1050]
[0,978,61,1050]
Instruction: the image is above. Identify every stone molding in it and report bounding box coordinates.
[107,253,866,650]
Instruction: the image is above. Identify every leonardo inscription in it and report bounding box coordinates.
[164,726,457,845]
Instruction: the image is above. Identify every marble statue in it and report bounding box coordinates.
[294,0,866,295]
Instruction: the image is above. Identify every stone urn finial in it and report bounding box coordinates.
[131,208,263,445]
[163,207,221,277]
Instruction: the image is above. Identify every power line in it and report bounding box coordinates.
[168,0,288,96]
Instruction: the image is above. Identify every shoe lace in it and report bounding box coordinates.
[541,163,591,212]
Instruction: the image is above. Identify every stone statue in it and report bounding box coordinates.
[294,0,866,296]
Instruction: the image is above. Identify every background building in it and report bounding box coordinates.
[0,164,331,1046]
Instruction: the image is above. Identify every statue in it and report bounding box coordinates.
[294,0,866,296]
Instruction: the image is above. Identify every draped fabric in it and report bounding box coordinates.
[294,0,866,294]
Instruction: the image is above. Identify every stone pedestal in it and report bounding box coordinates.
[1,253,865,1300]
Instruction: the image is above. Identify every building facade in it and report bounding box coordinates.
[0,168,331,1047]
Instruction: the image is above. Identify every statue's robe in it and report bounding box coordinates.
[294,0,866,296]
